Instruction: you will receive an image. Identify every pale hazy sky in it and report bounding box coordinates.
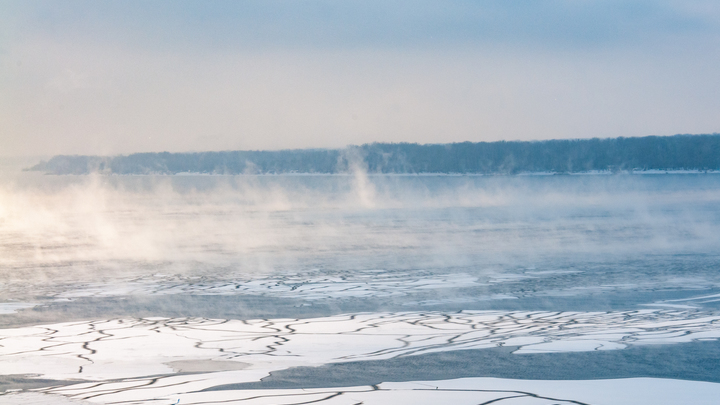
[1,0,719,156]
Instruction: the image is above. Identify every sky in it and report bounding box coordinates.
[1,0,720,157]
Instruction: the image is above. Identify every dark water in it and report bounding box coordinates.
[209,340,720,390]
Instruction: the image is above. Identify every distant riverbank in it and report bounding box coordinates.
[27,133,720,175]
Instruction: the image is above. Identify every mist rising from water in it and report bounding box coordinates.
[1,170,720,298]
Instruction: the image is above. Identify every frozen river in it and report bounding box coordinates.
[2,171,720,404]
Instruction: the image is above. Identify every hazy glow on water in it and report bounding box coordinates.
[2,172,720,300]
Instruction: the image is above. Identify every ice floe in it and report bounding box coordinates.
[0,302,38,314]
[52,271,480,300]
[2,310,719,384]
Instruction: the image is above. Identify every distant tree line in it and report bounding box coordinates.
[27,134,720,175]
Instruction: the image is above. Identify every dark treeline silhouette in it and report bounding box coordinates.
[28,134,720,175]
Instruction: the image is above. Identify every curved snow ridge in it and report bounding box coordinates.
[15,377,720,405]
